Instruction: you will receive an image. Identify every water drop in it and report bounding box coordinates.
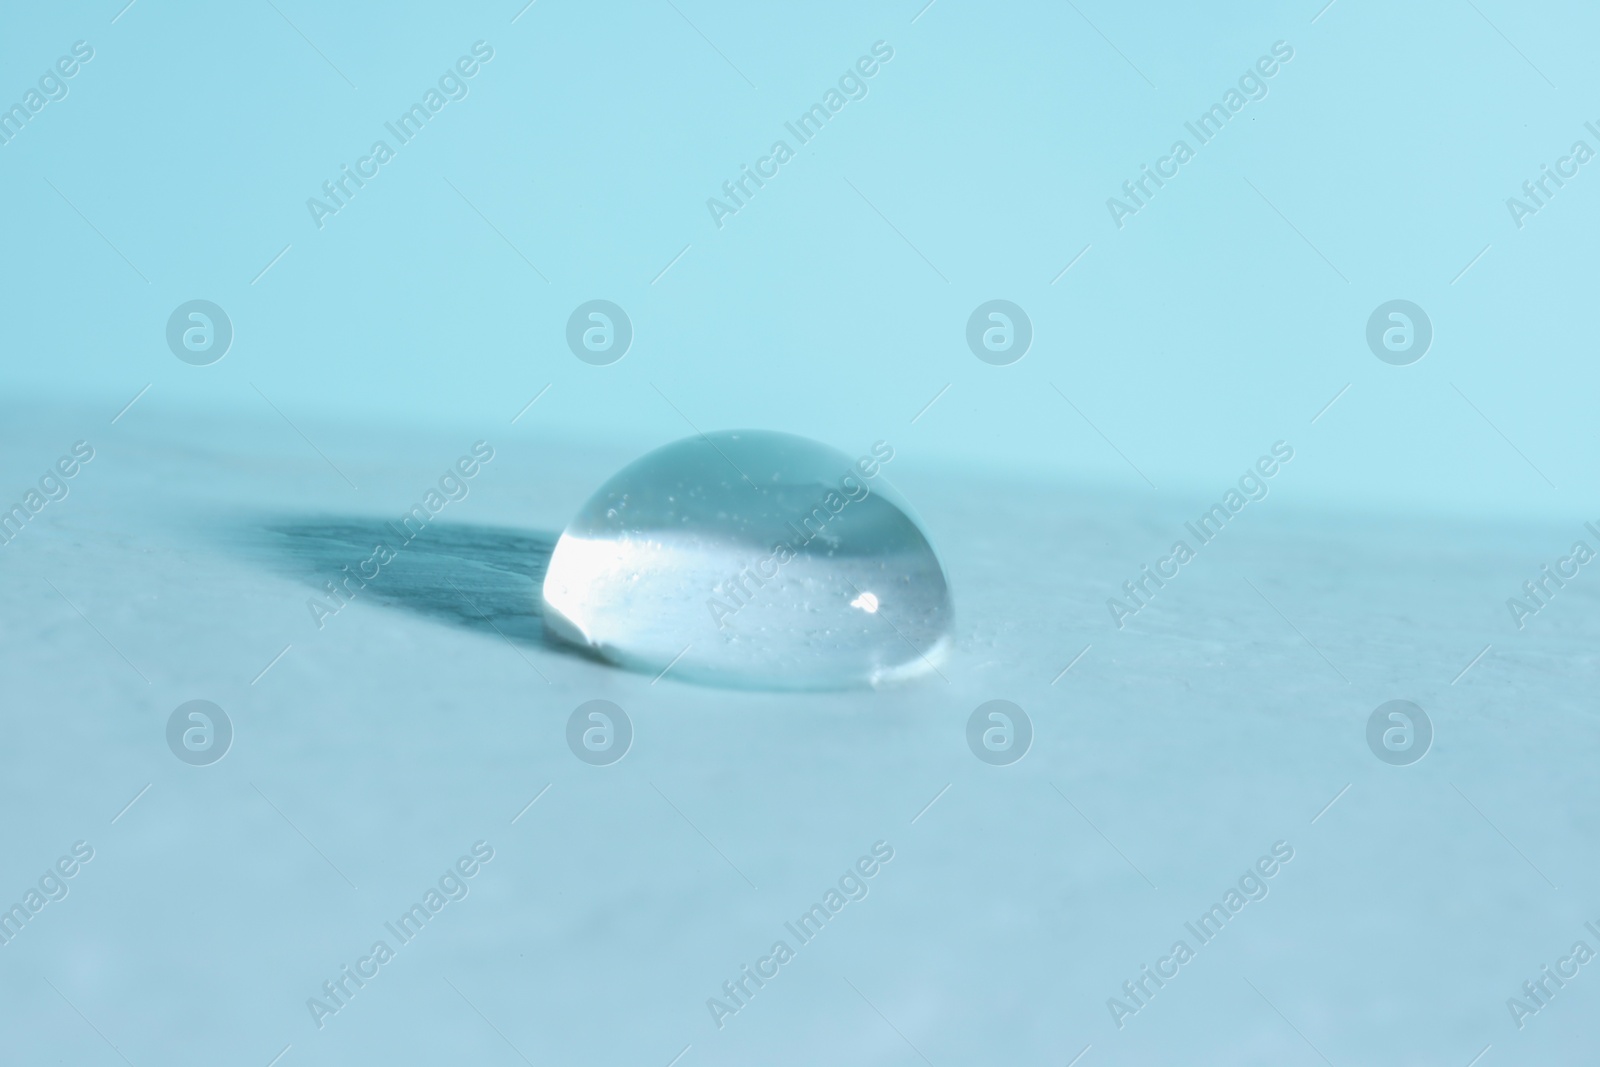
[541,431,952,690]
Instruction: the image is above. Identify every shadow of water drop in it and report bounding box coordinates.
[257,518,579,652]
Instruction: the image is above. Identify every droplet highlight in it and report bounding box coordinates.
[540,431,952,690]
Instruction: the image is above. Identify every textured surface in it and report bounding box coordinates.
[2,406,1596,1065]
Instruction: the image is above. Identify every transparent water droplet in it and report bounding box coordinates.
[541,431,952,690]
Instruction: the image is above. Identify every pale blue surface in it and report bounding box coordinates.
[2,2,1598,1064]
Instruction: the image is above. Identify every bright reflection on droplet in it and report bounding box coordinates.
[540,431,952,690]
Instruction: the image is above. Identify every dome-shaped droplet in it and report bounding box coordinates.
[541,431,952,690]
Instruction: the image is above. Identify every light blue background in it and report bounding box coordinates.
[3,0,1594,516]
